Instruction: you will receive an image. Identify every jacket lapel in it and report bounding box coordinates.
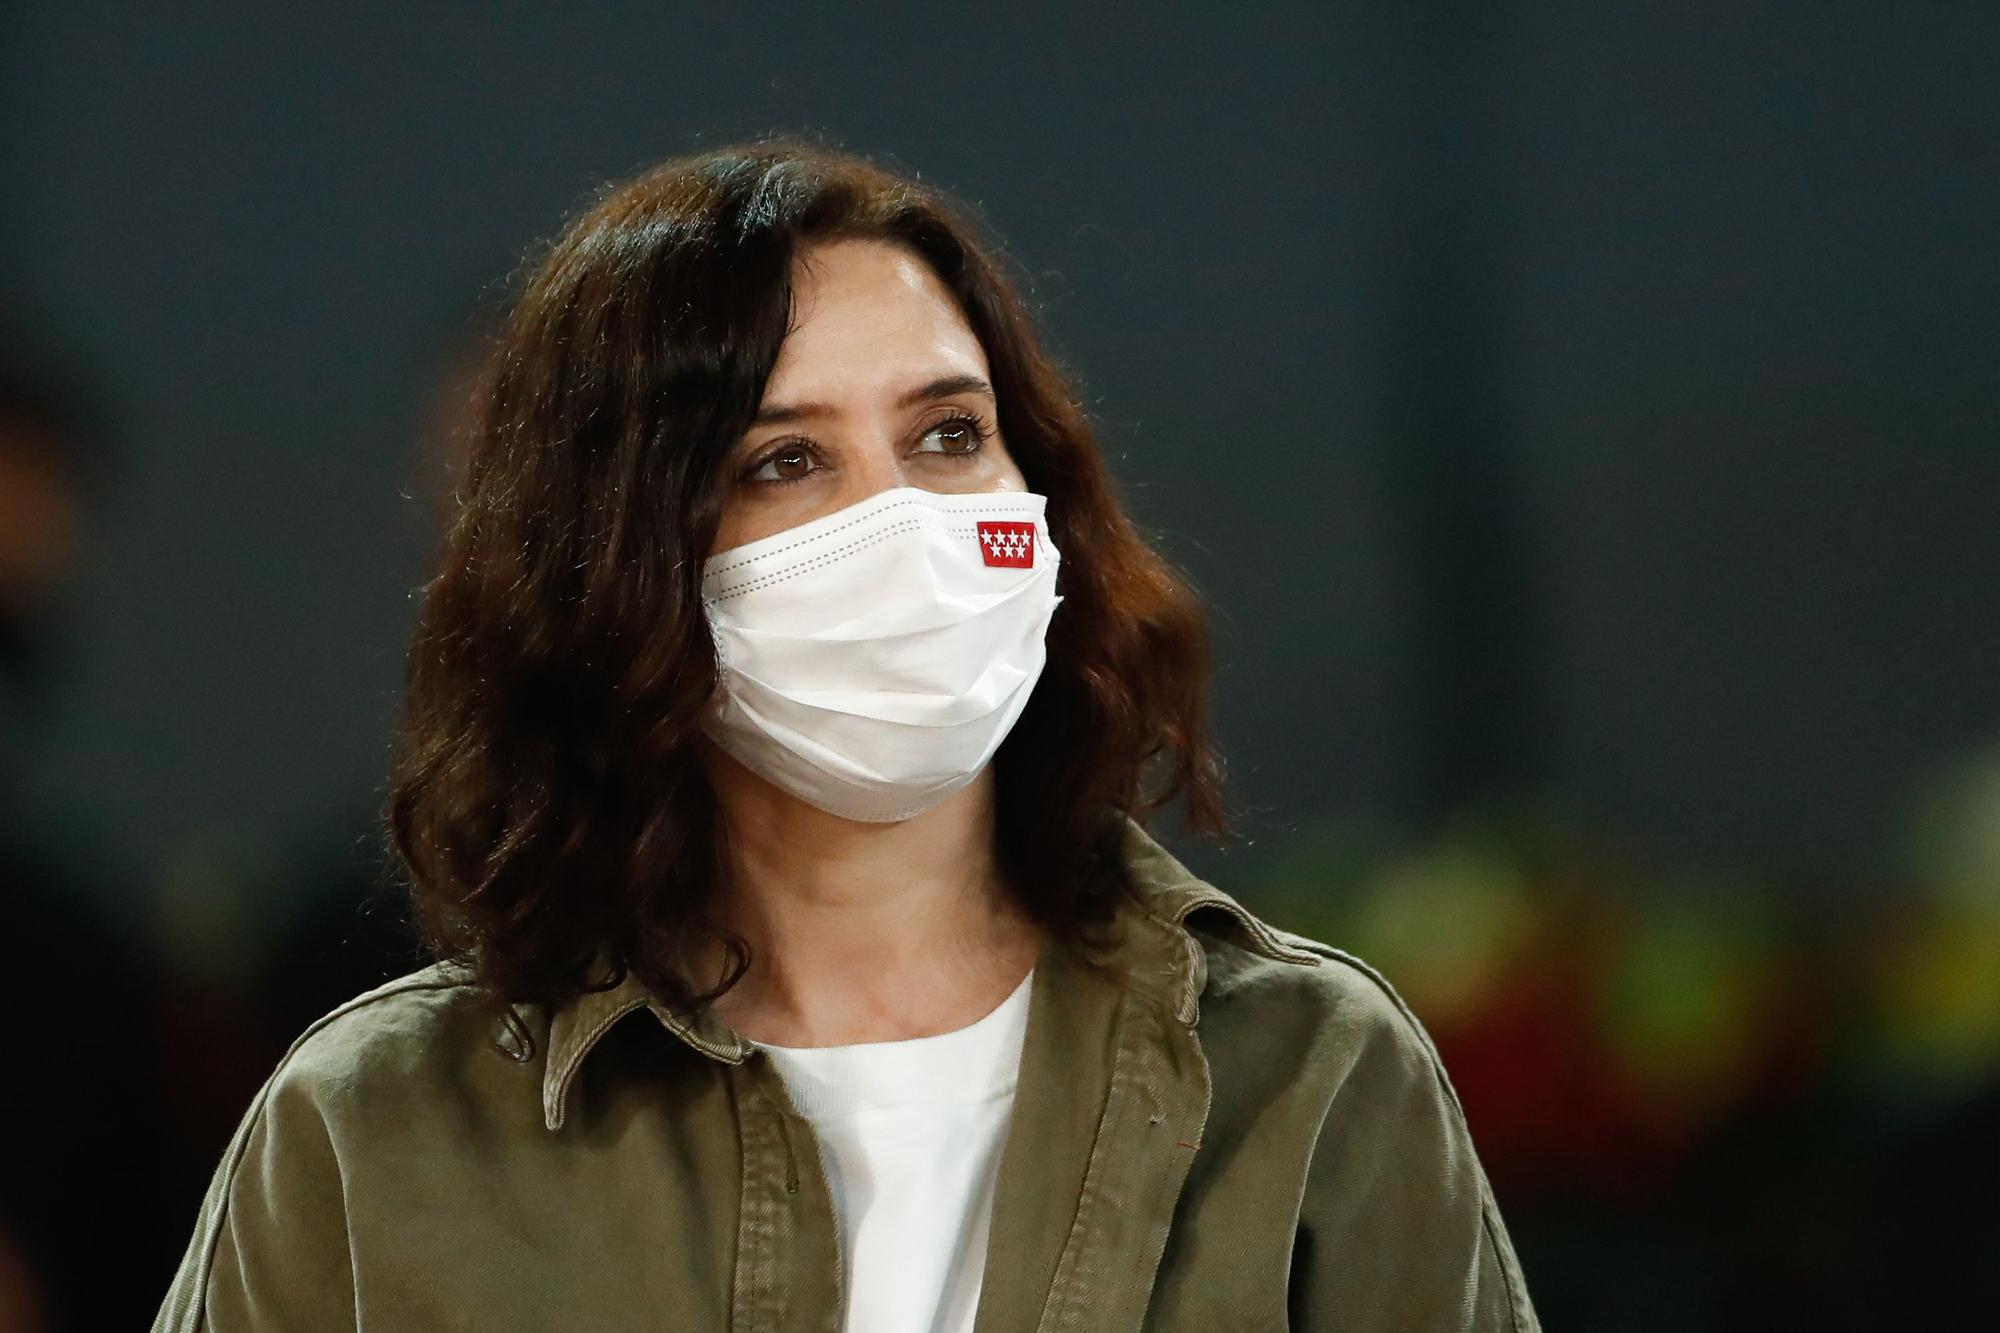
[537,817,1296,1329]
[974,818,1254,1331]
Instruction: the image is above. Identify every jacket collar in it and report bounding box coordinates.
[537,814,1321,1132]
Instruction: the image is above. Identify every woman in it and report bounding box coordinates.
[155,138,1539,1332]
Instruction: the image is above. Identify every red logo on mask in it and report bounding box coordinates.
[976,521,1036,568]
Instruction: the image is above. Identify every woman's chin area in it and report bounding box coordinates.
[695,730,993,838]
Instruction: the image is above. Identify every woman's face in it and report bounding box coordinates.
[708,238,1029,557]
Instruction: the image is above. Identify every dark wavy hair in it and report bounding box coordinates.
[386,135,1230,1046]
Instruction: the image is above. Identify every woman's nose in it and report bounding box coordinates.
[843,442,917,500]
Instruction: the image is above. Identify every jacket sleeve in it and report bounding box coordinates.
[1287,962,1540,1333]
[153,1043,359,1333]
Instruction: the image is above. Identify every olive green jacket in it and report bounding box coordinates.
[154,818,1540,1331]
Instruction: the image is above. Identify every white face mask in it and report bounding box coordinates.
[697,485,1064,822]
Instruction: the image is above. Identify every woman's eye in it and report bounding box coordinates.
[743,413,990,487]
[747,446,819,486]
[914,413,992,456]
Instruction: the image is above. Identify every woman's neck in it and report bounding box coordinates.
[694,742,1043,1048]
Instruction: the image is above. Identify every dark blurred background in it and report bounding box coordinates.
[3,3,1995,1329]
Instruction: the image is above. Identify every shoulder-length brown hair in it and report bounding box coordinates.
[386,135,1229,1036]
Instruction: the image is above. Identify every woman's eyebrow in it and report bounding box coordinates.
[750,373,994,427]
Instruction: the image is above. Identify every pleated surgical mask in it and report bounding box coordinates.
[697,485,1063,822]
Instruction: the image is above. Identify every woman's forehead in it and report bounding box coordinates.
[761,242,989,410]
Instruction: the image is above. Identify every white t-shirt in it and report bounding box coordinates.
[751,966,1036,1333]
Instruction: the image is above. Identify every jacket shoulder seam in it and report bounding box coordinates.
[171,968,472,1331]
[1173,895,1327,968]
[1232,929,1470,1119]
[1274,935,1481,1127]
[1288,939,1534,1326]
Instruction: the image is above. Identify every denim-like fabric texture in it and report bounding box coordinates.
[154,817,1540,1331]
